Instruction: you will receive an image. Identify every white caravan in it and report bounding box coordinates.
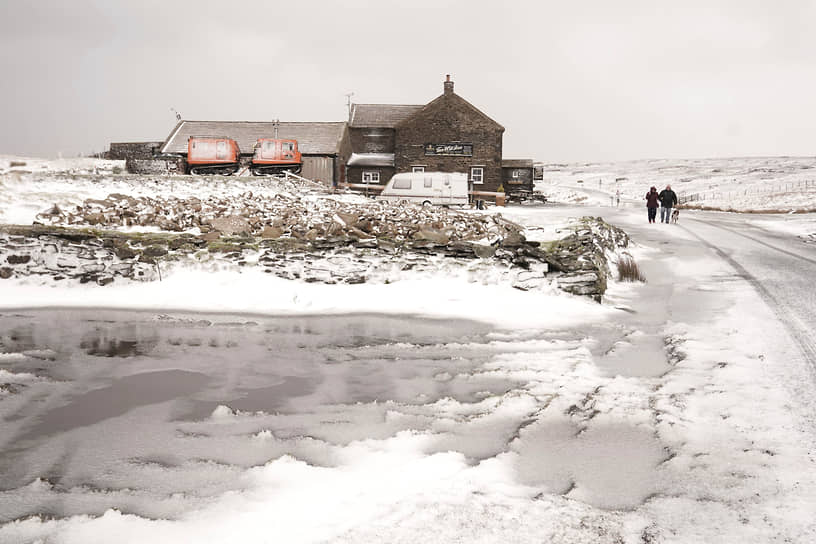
[377,171,469,206]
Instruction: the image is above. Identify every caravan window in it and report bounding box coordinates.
[424,177,432,188]
[393,178,412,190]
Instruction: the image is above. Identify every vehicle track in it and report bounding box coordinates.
[690,216,816,266]
[681,220,816,377]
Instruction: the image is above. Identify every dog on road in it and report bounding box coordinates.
[671,209,680,224]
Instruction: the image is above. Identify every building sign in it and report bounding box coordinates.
[424,143,473,156]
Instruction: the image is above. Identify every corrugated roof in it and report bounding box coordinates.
[349,104,423,128]
[502,159,534,168]
[161,121,347,155]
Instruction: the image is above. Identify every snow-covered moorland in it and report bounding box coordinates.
[540,155,816,214]
[1,156,816,543]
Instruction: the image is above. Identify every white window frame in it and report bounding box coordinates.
[512,169,521,179]
[362,170,380,184]
[412,166,425,173]
[470,166,484,185]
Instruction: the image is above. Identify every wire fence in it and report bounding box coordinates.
[679,179,816,204]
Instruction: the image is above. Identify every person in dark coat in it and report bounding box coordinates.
[658,184,678,224]
[645,186,659,223]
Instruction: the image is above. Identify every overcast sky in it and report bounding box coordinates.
[2,0,815,162]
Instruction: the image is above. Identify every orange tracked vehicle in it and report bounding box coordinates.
[187,137,240,175]
[251,138,302,176]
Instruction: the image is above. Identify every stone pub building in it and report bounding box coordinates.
[346,76,532,195]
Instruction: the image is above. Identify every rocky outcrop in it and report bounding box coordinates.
[544,217,630,300]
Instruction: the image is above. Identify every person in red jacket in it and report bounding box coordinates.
[645,186,660,223]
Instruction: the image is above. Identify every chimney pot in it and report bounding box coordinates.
[443,75,454,95]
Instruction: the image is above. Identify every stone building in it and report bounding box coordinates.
[108,76,534,194]
[346,76,533,195]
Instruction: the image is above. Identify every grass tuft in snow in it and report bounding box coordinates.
[616,255,646,283]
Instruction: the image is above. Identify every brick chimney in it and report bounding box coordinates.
[443,74,454,96]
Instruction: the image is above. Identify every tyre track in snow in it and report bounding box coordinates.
[690,216,816,266]
[681,217,816,378]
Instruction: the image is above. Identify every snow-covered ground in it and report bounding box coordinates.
[540,155,816,213]
[2,158,816,543]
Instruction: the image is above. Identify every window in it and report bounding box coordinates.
[281,141,294,151]
[424,176,433,188]
[393,178,412,190]
[471,167,484,184]
[362,171,380,184]
[512,169,520,179]
[412,166,425,173]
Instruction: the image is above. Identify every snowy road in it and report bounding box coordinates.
[588,204,816,380]
[680,212,816,374]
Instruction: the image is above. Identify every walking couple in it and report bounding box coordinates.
[645,184,677,223]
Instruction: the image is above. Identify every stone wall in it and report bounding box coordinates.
[394,93,504,192]
[108,142,163,161]
[336,127,353,184]
[349,127,395,154]
[126,158,186,175]
[345,166,394,185]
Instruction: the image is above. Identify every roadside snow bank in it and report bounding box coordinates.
[0,267,614,330]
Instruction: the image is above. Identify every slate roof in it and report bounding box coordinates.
[399,93,505,131]
[161,121,347,155]
[502,159,534,168]
[349,104,423,128]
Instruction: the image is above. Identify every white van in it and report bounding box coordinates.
[377,171,469,206]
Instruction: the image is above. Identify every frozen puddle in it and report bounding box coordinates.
[513,419,668,510]
[0,308,516,522]
[595,329,672,378]
[22,369,211,439]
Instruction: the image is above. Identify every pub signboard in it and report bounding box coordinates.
[424,143,473,156]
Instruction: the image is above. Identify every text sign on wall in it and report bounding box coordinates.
[424,143,473,156]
